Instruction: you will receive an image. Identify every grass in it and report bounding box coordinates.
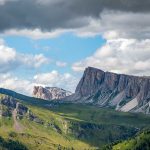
[113,129,150,150]
[11,103,150,149]
[50,103,150,128]
[0,91,150,149]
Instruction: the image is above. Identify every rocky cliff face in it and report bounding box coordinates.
[69,67,150,114]
[0,95,45,125]
[0,95,28,117]
[33,86,72,100]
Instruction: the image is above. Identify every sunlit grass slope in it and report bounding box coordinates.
[0,90,149,149]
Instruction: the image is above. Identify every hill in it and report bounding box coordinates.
[103,129,150,150]
[0,89,150,149]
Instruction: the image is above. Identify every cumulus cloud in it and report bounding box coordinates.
[0,39,49,73]
[4,28,71,39]
[71,10,150,76]
[0,73,34,95]
[74,11,150,39]
[20,53,49,68]
[34,70,79,92]
[0,70,79,95]
[0,0,149,39]
[72,38,150,75]
[1,10,150,40]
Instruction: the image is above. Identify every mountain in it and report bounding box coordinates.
[0,88,150,149]
[33,86,72,100]
[68,67,150,114]
[0,68,150,149]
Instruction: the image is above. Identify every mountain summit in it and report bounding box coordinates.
[69,67,150,114]
[33,86,72,100]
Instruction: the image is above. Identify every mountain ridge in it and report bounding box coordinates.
[67,67,150,114]
[33,86,72,100]
[0,80,150,149]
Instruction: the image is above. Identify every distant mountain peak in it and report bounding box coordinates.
[33,86,72,100]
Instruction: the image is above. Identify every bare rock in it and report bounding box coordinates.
[33,86,72,100]
[68,67,150,114]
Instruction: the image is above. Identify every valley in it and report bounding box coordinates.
[0,91,150,149]
[0,0,149,149]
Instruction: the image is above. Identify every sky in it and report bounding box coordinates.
[0,0,150,95]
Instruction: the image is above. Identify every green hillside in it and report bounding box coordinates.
[0,90,150,150]
[112,129,150,150]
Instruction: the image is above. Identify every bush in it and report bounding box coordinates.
[0,135,28,150]
[9,132,17,138]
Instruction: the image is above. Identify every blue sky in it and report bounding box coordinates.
[0,32,106,95]
[3,33,105,76]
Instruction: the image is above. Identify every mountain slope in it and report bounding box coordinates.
[68,67,150,114]
[33,86,72,100]
[112,129,150,150]
[0,89,150,149]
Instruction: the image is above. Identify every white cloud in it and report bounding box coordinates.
[34,71,59,84]
[4,28,72,40]
[72,38,150,75]
[0,0,10,5]
[2,10,150,40]
[3,10,150,41]
[71,11,150,76]
[0,73,34,95]
[34,70,79,92]
[0,0,5,5]
[56,61,67,67]
[0,45,16,63]
[20,53,49,68]
[0,70,79,95]
[0,38,49,73]
[75,11,150,39]
[0,38,77,95]
[0,42,18,72]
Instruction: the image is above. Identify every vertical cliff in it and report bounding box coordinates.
[70,67,150,114]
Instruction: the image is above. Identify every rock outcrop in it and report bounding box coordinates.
[68,67,150,114]
[33,86,72,100]
[0,95,45,125]
[0,95,29,117]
